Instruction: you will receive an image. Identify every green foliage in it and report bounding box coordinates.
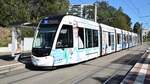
[0,0,69,47]
[0,0,69,27]
[20,28,34,37]
[133,22,142,34]
[0,28,11,47]
[97,1,132,31]
[133,22,142,43]
[29,0,69,23]
[0,0,30,26]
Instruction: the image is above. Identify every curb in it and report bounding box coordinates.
[121,48,150,84]
[0,62,25,74]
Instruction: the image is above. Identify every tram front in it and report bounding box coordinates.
[31,16,63,67]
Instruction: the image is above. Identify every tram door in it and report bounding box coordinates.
[102,31,108,55]
[72,27,87,62]
[108,32,115,52]
[54,25,74,65]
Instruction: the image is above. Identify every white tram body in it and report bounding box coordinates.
[100,23,116,55]
[32,15,100,66]
[122,30,128,49]
[132,33,138,46]
[115,28,122,51]
[31,15,138,67]
[128,32,132,48]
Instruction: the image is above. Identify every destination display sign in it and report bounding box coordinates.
[41,19,60,24]
[41,15,64,24]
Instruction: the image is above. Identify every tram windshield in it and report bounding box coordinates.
[32,24,58,57]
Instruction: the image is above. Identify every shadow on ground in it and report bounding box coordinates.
[111,53,144,66]
[92,74,125,84]
[0,55,14,61]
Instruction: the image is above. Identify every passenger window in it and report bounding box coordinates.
[78,28,84,49]
[117,34,120,44]
[93,30,98,47]
[85,29,98,48]
[108,32,111,46]
[56,25,73,48]
[85,29,93,48]
[129,35,132,42]
[124,34,126,42]
[126,35,128,43]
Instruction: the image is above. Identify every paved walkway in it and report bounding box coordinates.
[0,51,31,66]
[0,52,30,74]
[0,53,17,66]
[121,48,150,84]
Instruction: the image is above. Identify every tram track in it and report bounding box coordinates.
[69,45,146,84]
[8,71,49,84]
[103,53,144,84]
[0,44,148,84]
[70,54,142,84]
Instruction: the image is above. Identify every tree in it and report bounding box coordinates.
[97,1,132,31]
[0,0,30,26]
[133,22,142,43]
[28,0,69,23]
[133,22,142,33]
[0,0,69,27]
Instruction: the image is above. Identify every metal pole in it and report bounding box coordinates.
[141,23,143,45]
[94,3,97,22]
[11,27,17,57]
[80,5,83,18]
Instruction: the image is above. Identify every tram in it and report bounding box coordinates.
[31,15,138,67]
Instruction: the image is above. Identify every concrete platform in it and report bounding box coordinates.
[121,48,150,84]
[0,53,27,74]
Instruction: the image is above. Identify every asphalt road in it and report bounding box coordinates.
[0,43,149,84]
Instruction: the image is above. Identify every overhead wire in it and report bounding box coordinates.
[128,0,150,28]
[122,0,145,28]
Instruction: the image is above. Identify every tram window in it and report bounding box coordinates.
[85,29,93,48]
[124,34,126,42]
[56,25,73,48]
[129,35,132,42]
[93,30,98,47]
[108,32,111,46]
[112,34,114,44]
[117,34,120,44]
[127,35,129,43]
[78,28,84,49]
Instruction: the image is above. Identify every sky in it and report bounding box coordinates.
[70,0,150,29]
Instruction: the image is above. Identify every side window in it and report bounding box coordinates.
[127,35,128,43]
[85,29,93,48]
[93,30,98,47]
[108,32,111,46]
[85,29,98,48]
[56,25,73,48]
[130,35,132,42]
[117,34,120,44]
[124,34,126,42]
[111,34,114,44]
[78,28,84,49]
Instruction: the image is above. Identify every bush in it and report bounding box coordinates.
[20,28,34,38]
[0,27,11,47]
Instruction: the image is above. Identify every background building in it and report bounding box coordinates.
[142,29,150,42]
[142,29,150,36]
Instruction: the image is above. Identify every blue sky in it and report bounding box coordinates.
[70,0,150,29]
